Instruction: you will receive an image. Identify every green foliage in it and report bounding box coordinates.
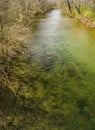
[80,6,95,17]
[83,10,94,17]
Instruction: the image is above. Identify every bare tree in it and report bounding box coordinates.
[73,0,81,14]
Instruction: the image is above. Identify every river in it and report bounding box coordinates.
[9,9,95,130]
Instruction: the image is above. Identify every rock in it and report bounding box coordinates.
[67,68,76,77]
[0,86,15,111]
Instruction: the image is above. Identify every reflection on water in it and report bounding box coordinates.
[16,9,95,129]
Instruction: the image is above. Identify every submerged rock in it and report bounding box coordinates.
[0,86,15,111]
[41,55,57,72]
[67,68,76,77]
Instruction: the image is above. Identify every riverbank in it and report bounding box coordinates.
[62,8,95,28]
[0,2,53,129]
[0,1,53,98]
[75,15,95,28]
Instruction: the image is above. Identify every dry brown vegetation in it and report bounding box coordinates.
[0,0,52,97]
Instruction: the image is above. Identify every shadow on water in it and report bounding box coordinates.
[2,9,95,130]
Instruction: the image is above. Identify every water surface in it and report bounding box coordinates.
[19,9,95,130]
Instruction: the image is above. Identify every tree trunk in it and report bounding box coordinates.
[67,0,72,13]
[74,0,80,14]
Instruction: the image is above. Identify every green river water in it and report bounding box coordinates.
[2,9,95,130]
